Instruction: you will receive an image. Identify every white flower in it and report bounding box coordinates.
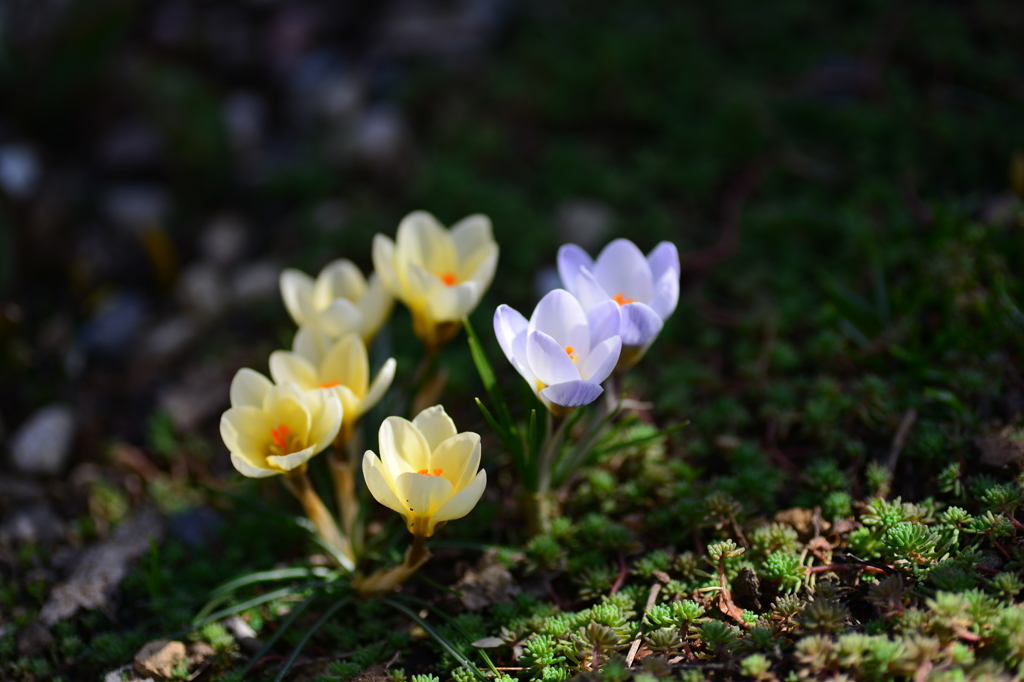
[494,289,622,416]
[362,406,487,537]
[220,369,342,478]
[557,239,679,368]
[268,329,396,444]
[279,259,393,344]
[372,211,499,350]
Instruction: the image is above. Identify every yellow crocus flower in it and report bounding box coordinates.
[372,211,498,352]
[362,405,487,537]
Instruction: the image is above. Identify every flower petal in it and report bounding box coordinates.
[316,259,366,307]
[412,405,458,452]
[360,358,396,418]
[396,210,458,277]
[363,452,405,514]
[293,325,332,366]
[450,214,493,263]
[527,289,590,357]
[230,368,273,408]
[618,302,664,347]
[426,280,481,322]
[575,267,612,311]
[593,239,654,303]
[220,406,271,458]
[308,391,342,451]
[557,243,594,298]
[539,380,604,408]
[648,268,680,321]
[493,305,528,364]
[395,471,454,517]
[320,333,369,396]
[280,269,315,326]
[263,384,312,443]
[527,330,581,386]
[432,470,486,523]
[462,244,498,292]
[267,445,316,471]
[647,242,679,282]
[357,274,394,343]
[429,432,481,490]
[509,327,538,389]
[372,234,402,300]
[316,298,362,338]
[579,336,622,384]
[378,416,430,477]
[586,300,621,347]
[269,351,319,391]
[231,453,277,478]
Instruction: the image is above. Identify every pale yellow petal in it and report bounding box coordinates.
[425,280,481,322]
[263,384,312,443]
[462,244,499,293]
[429,432,481,491]
[432,470,486,523]
[378,416,430,477]
[315,259,366,307]
[280,268,315,326]
[450,214,493,264]
[231,453,278,478]
[267,445,316,471]
[319,333,368,397]
[293,325,332,366]
[396,211,458,278]
[269,351,319,391]
[220,406,272,458]
[308,391,342,451]
[359,358,396,418]
[230,368,273,408]
[316,298,362,338]
[332,385,362,425]
[362,452,405,514]
[371,234,403,300]
[411,405,458,452]
[357,274,394,343]
[395,471,454,517]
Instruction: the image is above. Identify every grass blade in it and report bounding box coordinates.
[589,421,690,461]
[463,317,515,431]
[273,596,352,682]
[395,596,500,676]
[382,598,488,680]
[208,567,335,602]
[192,581,329,628]
[240,591,315,675]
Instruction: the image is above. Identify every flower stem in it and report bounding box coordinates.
[354,533,432,598]
[330,427,364,550]
[527,412,569,535]
[283,470,353,567]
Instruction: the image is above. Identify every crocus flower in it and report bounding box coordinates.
[362,406,487,537]
[220,368,342,478]
[279,259,393,344]
[557,239,679,369]
[372,211,498,351]
[494,289,622,416]
[268,329,396,444]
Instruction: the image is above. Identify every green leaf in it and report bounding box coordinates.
[383,598,489,680]
[590,421,690,460]
[463,317,515,431]
[240,591,315,675]
[273,596,352,682]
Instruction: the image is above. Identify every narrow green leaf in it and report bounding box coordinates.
[383,598,489,680]
[240,592,315,675]
[475,398,525,477]
[273,596,352,682]
[209,567,334,601]
[192,581,329,628]
[463,317,515,431]
[590,421,690,460]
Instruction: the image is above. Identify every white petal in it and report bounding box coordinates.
[509,328,538,389]
[378,416,430,477]
[587,300,622,347]
[647,242,679,282]
[267,445,316,471]
[316,298,363,338]
[593,239,655,303]
[493,305,528,363]
[432,470,486,522]
[280,269,315,326]
[357,274,394,342]
[395,210,458,276]
[230,368,273,408]
[293,325,333,366]
[450,214,493,263]
[371,234,402,300]
[426,280,481,322]
[231,453,277,478]
[618,302,663,347]
[539,380,604,408]
[412,405,458,452]
[575,267,612,311]
[395,471,454,517]
[360,358,396,417]
[262,384,312,442]
[316,259,366,306]
[462,244,498,293]
[406,263,443,308]
[363,452,405,514]
[527,289,590,357]
[527,330,582,386]
[579,336,622,384]
[648,268,680,320]
[269,351,319,390]
[557,243,593,298]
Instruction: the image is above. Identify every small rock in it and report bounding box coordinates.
[134,640,187,680]
[9,403,76,476]
[0,503,66,545]
[230,260,280,305]
[142,316,200,361]
[200,214,248,266]
[554,199,615,251]
[17,620,54,656]
[223,614,262,654]
[176,264,227,318]
[732,566,762,613]
[104,664,151,682]
[40,510,164,626]
[187,641,216,666]
[0,144,42,199]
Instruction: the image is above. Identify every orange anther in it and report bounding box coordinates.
[613,292,636,306]
[564,346,577,362]
[271,425,290,448]
[320,380,340,388]
[417,468,444,476]
[437,272,457,286]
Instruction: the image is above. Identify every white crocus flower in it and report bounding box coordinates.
[557,239,679,369]
[362,406,487,537]
[268,329,397,445]
[220,369,342,478]
[279,259,394,344]
[494,289,622,416]
[372,211,499,351]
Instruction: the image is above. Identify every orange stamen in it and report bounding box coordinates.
[437,272,457,286]
[271,425,290,448]
[564,345,577,362]
[417,468,444,476]
[613,292,636,306]
[320,380,340,388]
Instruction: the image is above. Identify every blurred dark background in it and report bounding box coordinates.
[1,0,1022,479]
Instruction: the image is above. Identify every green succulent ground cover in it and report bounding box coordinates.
[4,1,1024,680]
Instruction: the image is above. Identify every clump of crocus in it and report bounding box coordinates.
[558,239,679,369]
[373,211,498,353]
[220,369,351,563]
[357,405,486,595]
[494,289,622,417]
[280,258,394,344]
